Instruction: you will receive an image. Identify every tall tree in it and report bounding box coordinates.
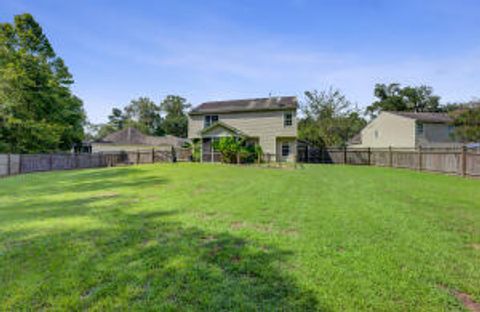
[124,97,162,135]
[100,98,162,137]
[159,95,191,138]
[108,108,127,131]
[299,88,366,147]
[366,83,441,117]
[449,101,480,143]
[0,13,85,153]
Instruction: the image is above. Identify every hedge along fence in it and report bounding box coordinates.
[0,148,193,178]
[297,146,480,177]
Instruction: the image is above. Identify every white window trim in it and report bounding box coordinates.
[284,112,293,127]
[204,115,219,128]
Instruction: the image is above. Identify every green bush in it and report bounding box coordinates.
[191,140,201,162]
[213,136,242,163]
[213,136,263,164]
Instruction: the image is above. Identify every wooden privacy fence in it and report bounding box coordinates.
[0,148,192,178]
[298,146,480,177]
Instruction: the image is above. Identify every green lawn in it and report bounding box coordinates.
[0,164,479,311]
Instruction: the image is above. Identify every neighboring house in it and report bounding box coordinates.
[188,96,298,162]
[90,127,190,152]
[350,111,460,148]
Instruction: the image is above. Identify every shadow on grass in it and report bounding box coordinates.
[0,204,323,310]
[1,167,169,198]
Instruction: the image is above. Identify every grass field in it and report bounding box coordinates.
[0,164,479,311]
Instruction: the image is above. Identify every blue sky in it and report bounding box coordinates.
[1,0,480,123]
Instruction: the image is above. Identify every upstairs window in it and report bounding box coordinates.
[204,115,219,128]
[416,122,424,135]
[282,142,290,156]
[284,112,293,127]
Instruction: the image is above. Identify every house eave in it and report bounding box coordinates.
[189,107,297,116]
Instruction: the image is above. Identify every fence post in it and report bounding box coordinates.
[462,145,467,177]
[49,153,54,171]
[418,145,422,171]
[389,146,393,167]
[152,148,155,163]
[7,153,11,176]
[236,152,240,165]
[343,146,347,164]
[367,148,371,166]
[136,150,140,165]
[19,154,23,173]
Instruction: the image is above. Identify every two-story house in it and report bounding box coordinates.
[350,111,460,148]
[188,96,298,162]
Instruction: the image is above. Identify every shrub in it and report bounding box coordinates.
[213,136,242,163]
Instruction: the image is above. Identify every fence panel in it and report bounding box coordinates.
[467,151,480,176]
[346,149,370,165]
[176,148,192,162]
[422,150,460,174]
[20,154,51,173]
[371,150,390,166]
[138,151,154,164]
[324,149,345,163]
[52,154,75,170]
[0,148,180,178]
[0,154,9,176]
[155,150,173,163]
[1,146,479,178]
[392,150,418,169]
[299,146,480,178]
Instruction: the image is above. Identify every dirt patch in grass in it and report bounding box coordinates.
[230,221,273,233]
[230,222,298,237]
[439,285,480,312]
[252,223,273,233]
[281,228,299,237]
[230,221,246,230]
[471,243,480,250]
[91,192,119,199]
[453,291,480,312]
[192,185,207,196]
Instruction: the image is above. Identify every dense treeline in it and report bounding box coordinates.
[86,95,191,140]
[0,14,85,153]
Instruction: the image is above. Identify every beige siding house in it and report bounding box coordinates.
[188,97,298,162]
[350,111,459,148]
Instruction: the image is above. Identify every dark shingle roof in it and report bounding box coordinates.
[388,112,453,123]
[189,96,297,114]
[97,127,190,148]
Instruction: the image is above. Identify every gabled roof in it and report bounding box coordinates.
[199,122,247,137]
[96,127,190,148]
[190,96,297,115]
[388,111,453,123]
[348,133,362,145]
